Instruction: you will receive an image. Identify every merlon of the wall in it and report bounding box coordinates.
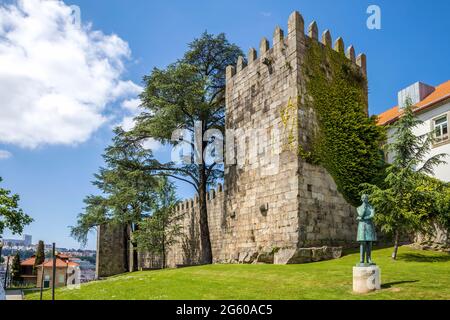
[248,48,257,63]
[273,26,284,48]
[346,45,356,62]
[236,56,246,72]
[322,29,332,47]
[175,183,224,213]
[288,11,304,34]
[260,37,270,55]
[226,65,236,81]
[334,37,344,54]
[356,53,367,75]
[308,21,318,40]
[225,11,367,81]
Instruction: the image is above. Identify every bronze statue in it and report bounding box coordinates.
[357,194,377,266]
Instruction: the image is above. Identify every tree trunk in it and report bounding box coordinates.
[198,164,213,264]
[123,225,129,272]
[392,230,400,260]
[132,223,139,271]
[162,221,166,269]
[124,223,138,272]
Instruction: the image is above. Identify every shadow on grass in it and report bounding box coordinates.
[398,253,450,263]
[381,280,419,289]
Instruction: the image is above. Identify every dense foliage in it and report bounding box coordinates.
[0,177,32,235]
[302,41,386,206]
[133,178,182,268]
[71,129,159,248]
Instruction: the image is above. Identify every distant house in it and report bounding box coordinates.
[378,80,450,182]
[19,256,38,285]
[36,254,80,288]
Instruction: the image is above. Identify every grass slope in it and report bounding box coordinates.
[26,246,450,300]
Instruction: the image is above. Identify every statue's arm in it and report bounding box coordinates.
[367,206,375,219]
[356,205,365,220]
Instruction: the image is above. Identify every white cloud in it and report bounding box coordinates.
[118,115,162,152]
[117,92,162,152]
[0,0,141,148]
[119,116,136,132]
[142,138,163,151]
[0,150,12,159]
[121,98,141,112]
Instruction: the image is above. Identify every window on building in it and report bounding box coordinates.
[433,114,448,144]
[58,274,65,284]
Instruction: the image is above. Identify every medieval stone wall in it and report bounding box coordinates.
[413,223,450,252]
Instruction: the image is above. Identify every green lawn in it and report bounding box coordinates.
[25,246,450,300]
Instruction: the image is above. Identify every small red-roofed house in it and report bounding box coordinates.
[19,256,38,285]
[36,254,80,288]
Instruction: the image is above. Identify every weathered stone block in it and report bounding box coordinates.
[256,250,276,264]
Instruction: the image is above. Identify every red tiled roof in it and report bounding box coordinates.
[20,257,36,266]
[37,258,79,268]
[377,80,450,126]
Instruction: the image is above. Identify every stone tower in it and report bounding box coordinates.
[204,11,367,264]
[97,11,369,273]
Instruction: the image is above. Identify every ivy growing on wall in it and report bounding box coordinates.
[300,40,386,206]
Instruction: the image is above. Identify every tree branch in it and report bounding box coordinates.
[156,173,199,192]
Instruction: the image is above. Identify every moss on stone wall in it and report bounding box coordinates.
[301,39,386,206]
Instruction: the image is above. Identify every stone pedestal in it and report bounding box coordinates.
[353,266,381,294]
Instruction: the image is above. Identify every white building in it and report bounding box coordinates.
[378,80,450,182]
[2,234,32,249]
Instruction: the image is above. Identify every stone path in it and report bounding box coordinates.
[5,289,23,300]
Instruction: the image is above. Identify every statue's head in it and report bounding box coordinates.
[361,194,369,203]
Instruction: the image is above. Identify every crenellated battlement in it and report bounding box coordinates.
[226,11,367,82]
[174,183,224,213]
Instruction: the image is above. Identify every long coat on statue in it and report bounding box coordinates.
[356,203,377,242]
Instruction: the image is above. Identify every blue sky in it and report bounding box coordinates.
[1,0,449,249]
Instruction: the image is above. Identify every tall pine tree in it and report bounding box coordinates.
[133,178,182,269]
[71,129,160,271]
[11,252,21,282]
[126,32,242,264]
[34,240,45,274]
